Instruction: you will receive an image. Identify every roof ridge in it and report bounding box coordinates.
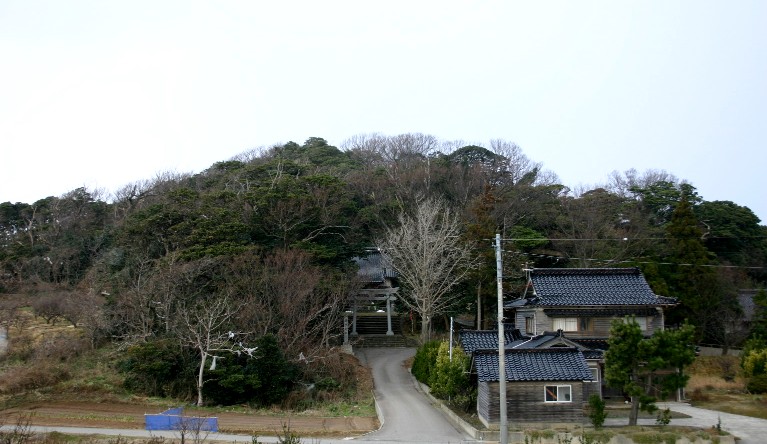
[531,267,640,275]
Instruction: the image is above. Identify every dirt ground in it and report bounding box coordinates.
[0,401,379,438]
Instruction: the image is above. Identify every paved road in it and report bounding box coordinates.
[355,347,471,443]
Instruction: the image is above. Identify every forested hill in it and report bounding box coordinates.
[1,134,766,348]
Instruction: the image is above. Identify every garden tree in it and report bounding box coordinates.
[379,197,475,343]
[605,319,696,426]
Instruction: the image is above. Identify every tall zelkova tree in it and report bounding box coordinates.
[379,197,475,343]
[605,319,696,426]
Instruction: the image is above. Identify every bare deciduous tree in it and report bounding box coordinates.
[177,295,241,406]
[228,249,352,360]
[379,197,475,343]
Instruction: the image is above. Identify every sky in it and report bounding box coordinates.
[1,1,766,222]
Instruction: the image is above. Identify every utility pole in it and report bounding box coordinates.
[495,233,507,444]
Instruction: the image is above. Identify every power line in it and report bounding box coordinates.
[502,250,766,270]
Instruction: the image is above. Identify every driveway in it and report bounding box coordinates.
[605,402,767,444]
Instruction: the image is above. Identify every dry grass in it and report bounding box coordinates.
[686,355,767,420]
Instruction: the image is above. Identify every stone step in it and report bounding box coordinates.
[352,334,414,348]
[351,314,403,335]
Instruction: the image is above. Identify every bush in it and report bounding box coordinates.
[34,333,90,362]
[0,362,71,393]
[747,374,767,394]
[118,338,195,398]
[742,348,767,378]
[411,340,440,384]
[429,341,469,400]
[205,334,299,407]
[588,394,607,429]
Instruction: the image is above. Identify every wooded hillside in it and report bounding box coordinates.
[1,133,765,405]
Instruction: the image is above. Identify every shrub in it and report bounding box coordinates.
[0,362,70,393]
[742,348,767,378]
[204,334,298,407]
[429,341,469,400]
[118,338,195,398]
[34,333,89,362]
[747,374,767,394]
[411,340,440,384]
[587,394,607,429]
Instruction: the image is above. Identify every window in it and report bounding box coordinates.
[590,367,599,382]
[580,317,593,331]
[552,318,577,332]
[525,317,535,334]
[544,385,572,402]
[622,316,648,331]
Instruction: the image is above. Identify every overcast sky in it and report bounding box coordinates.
[1,1,765,222]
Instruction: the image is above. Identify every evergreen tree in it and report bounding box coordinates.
[664,193,721,337]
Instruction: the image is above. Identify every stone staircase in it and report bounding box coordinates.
[351,313,403,335]
[347,313,418,348]
[351,334,417,348]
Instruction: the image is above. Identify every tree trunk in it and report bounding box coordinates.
[476,282,482,330]
[420,314,431,344]
[629,394,640,426]
[196,351,207,406]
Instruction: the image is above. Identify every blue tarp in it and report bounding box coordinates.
[145,407,218,432]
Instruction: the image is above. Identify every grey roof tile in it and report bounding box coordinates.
[512,268,674,307]
[459,330,520,355]
[353,251,397,282]
[475,348,593,382]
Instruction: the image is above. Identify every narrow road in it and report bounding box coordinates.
[355,347,470,443]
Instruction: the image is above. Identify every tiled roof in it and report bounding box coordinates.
[510,268,673,307]
[568,338,610,351]
[353,251,398,282]
[475,348,593,383]
[543,307,659,317]
[459,330,521,355]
